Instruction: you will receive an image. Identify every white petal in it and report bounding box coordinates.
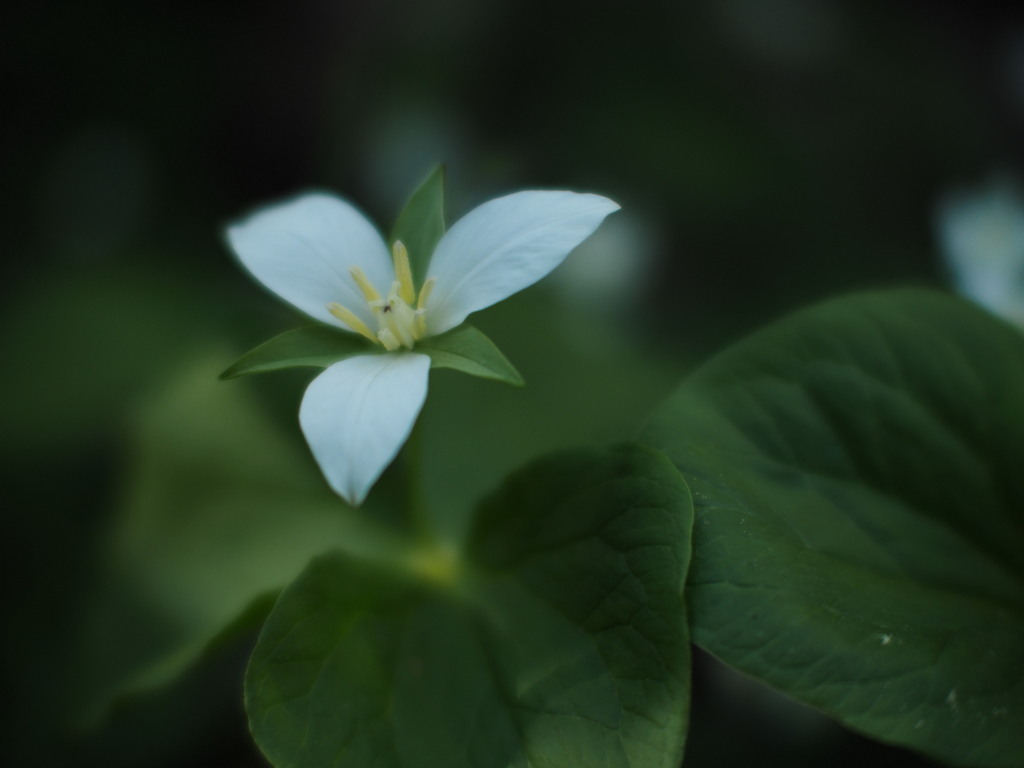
[299,353,431,506]
[227,192,394,329]
[424,191,620,334]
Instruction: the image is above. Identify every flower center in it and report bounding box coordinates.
[327,241,436,351]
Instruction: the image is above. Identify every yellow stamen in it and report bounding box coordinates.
[332,261,437,352]
[417,276,436,310]
[350,266,381,303]
[328,303,378,344]
[392,241,416,305]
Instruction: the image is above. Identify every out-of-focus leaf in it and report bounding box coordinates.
[220,325,372,379]
[413,290,689,542]
[642,289,1024,767]
[0,262,210,457]
[246,445,692,768]
[80,352,403,722]
[418,324,523,386]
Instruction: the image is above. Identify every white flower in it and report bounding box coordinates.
[936,175,1024,328]
[228,189,619,505]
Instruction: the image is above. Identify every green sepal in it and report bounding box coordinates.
[641,288,1024,768]
[219,325,375,379]
[245,445,693,768]
[418,324,524,386]
[220,322,520,387]
[390,164,446,285]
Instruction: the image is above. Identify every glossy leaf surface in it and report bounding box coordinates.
[642,289,1024,767]
[246,445,693,768]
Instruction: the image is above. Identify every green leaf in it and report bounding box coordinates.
[640,288,1024,767]
[418,324,524,386]
[246,445,693,768]
[220,325,373,379]
[390,164,446,285]
[79,351,404,723]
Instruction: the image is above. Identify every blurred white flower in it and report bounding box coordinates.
[554,211,656,313]
[228,189,618,505]
[935,175,1024,328]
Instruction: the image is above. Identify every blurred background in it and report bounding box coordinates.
[5,1,1023,765]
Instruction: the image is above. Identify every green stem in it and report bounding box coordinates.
[401,419,435,545]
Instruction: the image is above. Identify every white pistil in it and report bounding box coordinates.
[326,244,436,349]
[377,328,401,351]
[380,281,418,348]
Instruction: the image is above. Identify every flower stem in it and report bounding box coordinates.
[400,419,435,546]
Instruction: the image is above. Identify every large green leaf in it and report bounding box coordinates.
[390,164,446,285]
[246,445,693,768]
[641,289,1024,767]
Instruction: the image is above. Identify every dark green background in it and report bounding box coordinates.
[5,1,1021,766]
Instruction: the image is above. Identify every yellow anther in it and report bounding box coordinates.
[350,267,381,303]
[334,260,435,351]
[417,276,436,310]
[391,240,416,305]
[327,303,379,344]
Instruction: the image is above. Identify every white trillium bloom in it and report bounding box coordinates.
[228,189,619,505]
[936,176,1024,329]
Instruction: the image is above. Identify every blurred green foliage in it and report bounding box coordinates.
[7,0,1021,765]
